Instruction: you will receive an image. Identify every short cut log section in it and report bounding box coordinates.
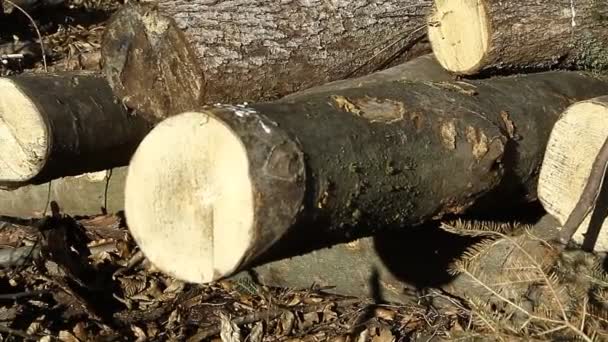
[538,96,608,252]
[0,72,151,186]
[101,1,432,119]
[427,0,608,75]
[124,68,608,284]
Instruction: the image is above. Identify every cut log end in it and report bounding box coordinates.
[124,112,254,284]
[427,0,489,74]
[0,79,47,183]
[539,99,608,251]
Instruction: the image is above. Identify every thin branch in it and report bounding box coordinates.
[533,324,568,337]
[472,310,497,332]
[459,268,562,325]
[558,136,608,246]
[0,289,49,300]
[441,223,570,322]
[580,297,587,331]
[459,269,593,342]
[3,0,47,71]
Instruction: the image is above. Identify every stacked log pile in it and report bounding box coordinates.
[2,0,608,322]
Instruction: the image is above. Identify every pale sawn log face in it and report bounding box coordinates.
[124,110,306,284]
[101,1,431,119]
[428,0,608,74]
[0,78,47,183]
[125,69,608,283]
[0,72,151,187]
[539,96,608,252]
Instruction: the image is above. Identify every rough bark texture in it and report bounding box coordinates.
[428,0,608,74]
[126,69,608,281]
[101,1,431,120]
[0,167,126,217]
[283,54,454,100]
[0,72,151,186]
[101,3,206,123]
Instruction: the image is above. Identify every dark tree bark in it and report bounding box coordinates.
[0,72,151,187]
[427,0,608,75]
[101,1,432,121]
[0,54,447,217]
[124,69,608,284]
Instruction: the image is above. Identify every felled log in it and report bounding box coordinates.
[282,54,454,100]
[538,96,608,252]
[0,72,150,186]
[124,69,608,284]
[101,1,431,121]
[427,0,608,75]
[0,55,443,214]
[232,215,566,305]
[0,168,127,217]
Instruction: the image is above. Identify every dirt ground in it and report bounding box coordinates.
[1,1,607,341]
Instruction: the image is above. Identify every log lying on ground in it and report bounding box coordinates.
[0,55,443,213]
[231,215,568,305]
[0,72,150,186]
[539,96,608,252]
[427,0,608,75]
[282,54,454,100]
[101,1,431,121]
[0,167,127,217]
[124,69,608,284]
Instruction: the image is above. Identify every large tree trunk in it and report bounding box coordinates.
[124,69,608,284]
[427,0,608,75]
[282,54,454,100]
[101,1,432,121]
[0,55,445,216]
[538,96,608,252]
[0,72,150,187]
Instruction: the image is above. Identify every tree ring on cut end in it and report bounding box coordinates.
[538,100,608,252]
[0,79,48,182]
[125,111,254,283]
[428,0,490,74]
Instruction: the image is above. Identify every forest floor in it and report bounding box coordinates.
[1,1,607,341]
[0,1,454,341]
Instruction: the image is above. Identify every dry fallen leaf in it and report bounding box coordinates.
[248,321,264,342]
[219,312,241,342]
[300,311,320,330]
[371,327,395,342]
[322,304,339,322]
[374,308,395,321]
[279,310,296,336]
[131,324,147,342]
[72,322,89,341]
[59,330,80,342]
